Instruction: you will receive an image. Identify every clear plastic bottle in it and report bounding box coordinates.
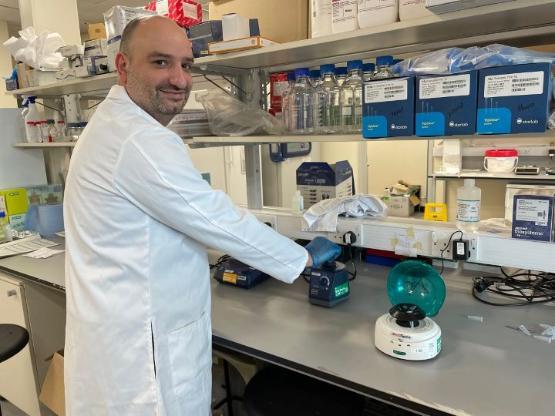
[282,71,296,131]
[373,55,395,79]
[291,190,304,214]
[23,96,43,143]
[456,179,481,232]
[289,68,314,134]
[340,60,363,133]
[313,64,341,134]
[362,62,376,82]
[309,69,321,88]
[0,211,12,243]
[335,66,348,86]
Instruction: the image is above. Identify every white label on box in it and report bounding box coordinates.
[364,79,408,103]
[183,2,198,18]
[332,0,357,22]
[484,71,544,98]
[515,198,550,226]
[419,74,470,99]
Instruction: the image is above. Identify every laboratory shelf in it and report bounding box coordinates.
[8,73,118,97]
[13,142,77,148]
[192,130,555,145]
[429,171,555,180]
[194,0,555,72]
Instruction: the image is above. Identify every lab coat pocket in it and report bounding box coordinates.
[168,312,212,396]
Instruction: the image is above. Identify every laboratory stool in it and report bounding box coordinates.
[243,366,365,416]
[0,324,30,416]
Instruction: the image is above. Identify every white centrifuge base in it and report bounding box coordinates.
[374,313,442,361]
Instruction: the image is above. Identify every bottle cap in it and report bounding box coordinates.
[464,178,475,187]
[335,67,347,76]
[363,63,376,73]
[376,55,394,66]
[309,69,321,79]
[294,68,310,78]
[320,64,336,74]
[347,60,363,71]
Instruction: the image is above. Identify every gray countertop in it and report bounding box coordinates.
[1,249,554,416]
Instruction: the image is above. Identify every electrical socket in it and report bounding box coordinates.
[328,223,362,245]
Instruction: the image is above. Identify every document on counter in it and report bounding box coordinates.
[0,235,59,258]
[23,247,65,259]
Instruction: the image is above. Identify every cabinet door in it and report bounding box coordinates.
[0,277,42,416]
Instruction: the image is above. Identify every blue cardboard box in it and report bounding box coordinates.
[512,194,554,242]
[477,63,552,134]
[296,161,353,208]
[362,77,415,138]
[189,20,223,57]
[415,71,477,136]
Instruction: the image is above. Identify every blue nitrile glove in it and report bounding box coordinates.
[305,237,342,269]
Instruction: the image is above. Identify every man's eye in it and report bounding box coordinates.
[182,63,192,71]
[154,60,168,67]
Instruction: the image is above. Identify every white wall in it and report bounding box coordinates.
[366,140,429,197]
[19,0,81,45]
[0,20,17,108]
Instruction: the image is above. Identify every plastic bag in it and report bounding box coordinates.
[196,90,286,136]
[2,27,65,70]
[393,44,555,76]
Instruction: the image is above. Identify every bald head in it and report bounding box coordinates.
[119,15,189,59]
[115,15,194,125]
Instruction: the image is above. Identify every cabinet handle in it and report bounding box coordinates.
[7,289,17,297]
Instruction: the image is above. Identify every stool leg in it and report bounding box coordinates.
[223,360,234,416]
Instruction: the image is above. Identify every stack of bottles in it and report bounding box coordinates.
[21,96,66,143]
[277,55,397,135]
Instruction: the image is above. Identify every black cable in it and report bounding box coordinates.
[472,268,555,306]
[439,230,464,275]
[210,254,231,270]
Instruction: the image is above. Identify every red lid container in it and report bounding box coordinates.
[484,149,518,157]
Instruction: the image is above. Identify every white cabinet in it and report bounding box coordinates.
[0,274,41,416]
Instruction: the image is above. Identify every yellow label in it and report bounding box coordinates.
[424,203,448,222]
[222,272,238,284]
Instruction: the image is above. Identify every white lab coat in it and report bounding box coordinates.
[64,85,308,415]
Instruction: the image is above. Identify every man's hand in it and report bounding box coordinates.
[305,237,342,269]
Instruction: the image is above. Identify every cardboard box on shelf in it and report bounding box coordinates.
[39,351,65,416]
[87,22,107,40]
[208,0,308,43]
[296,161,354,208]
[208,36,277,54]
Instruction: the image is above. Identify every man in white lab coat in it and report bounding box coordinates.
[64,16,339,415]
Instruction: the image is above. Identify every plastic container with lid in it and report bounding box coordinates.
[67,122,88,141]
[483,149,518,173]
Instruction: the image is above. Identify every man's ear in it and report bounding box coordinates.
[115,52,129,84]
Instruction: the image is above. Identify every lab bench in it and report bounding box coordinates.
[1,251,554,416]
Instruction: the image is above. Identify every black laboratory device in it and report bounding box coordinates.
[213,257,270,289]
[308,261,350,307]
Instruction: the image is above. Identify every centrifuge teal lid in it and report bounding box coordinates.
[386,260,446,317]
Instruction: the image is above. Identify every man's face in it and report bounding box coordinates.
[116,18,194,125]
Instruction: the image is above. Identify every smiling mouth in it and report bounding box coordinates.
[159,89,187,99]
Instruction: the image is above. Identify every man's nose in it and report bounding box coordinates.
[168,64,190,89]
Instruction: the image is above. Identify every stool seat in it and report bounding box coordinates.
[0,324,29,363]
[244,366,365,416]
